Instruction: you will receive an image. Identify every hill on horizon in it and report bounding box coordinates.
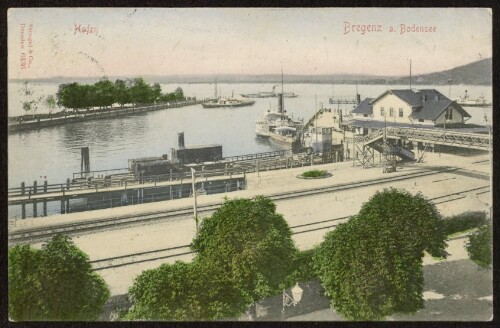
[10,58,491,86]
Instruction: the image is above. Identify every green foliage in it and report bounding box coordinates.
[466,224,492,268]
[302,170,327,178]
[45,95,57,113]
[8,245,45,321]
[440,211,487,236]
[191,196,298,305]
[314,188,447,321]
[8,235,110,321]
[22,101,31,113]
[284,248,318,287]
[126,260,247,321]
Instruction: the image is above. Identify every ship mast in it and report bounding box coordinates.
[281,64,285,119]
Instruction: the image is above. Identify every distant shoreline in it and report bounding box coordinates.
[8,58,492,86]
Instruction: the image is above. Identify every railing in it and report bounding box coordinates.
[72,168,130,179]
[8,167,246,198]
[222,150,290,162]
[386,127,491,150]
[353,127,490,151]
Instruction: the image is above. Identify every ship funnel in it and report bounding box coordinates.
[278,93,284,114]
[178,132,185,149]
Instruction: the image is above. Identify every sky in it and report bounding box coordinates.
[7,8,492,79]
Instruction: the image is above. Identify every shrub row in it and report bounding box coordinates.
[440,211,487,235]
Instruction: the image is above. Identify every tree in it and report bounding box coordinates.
[94,79,116,108]
[466,224,492,268]
[8,235,110,321]
[128,77,153,106]
[314,188,447,320]
[126,260,247,321]
[174,87,184,100]
[45,95,57,114]
[114,79,130,107]
[191,196,298,317]
[151,83,162,105]
[8,245,45,321]
[22,101,31,115]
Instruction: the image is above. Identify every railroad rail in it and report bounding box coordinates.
[9,164,489,245]
[89,184,489,271]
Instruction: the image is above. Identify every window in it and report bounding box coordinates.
[389,108,394,117]
[380,107,385,116]
[448,108,453,120]
[399,108,403,117]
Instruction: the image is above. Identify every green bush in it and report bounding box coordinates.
[9,235,110,321]
[314,188,447,320]
[440,211,487,235]
[302,170,327,178]
[466,224,492,269]
[284,248,318,287]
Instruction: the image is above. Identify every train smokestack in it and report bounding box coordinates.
[178,132,185,149]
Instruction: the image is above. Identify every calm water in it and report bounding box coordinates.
[8,82,492,189]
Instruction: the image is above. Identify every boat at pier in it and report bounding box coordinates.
[453,90,491,107]
[255,95,303,150]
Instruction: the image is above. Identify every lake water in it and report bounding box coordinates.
[8,82,492,189]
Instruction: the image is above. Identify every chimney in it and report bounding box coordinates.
[178,132,185,149]
[356,94,361,104]
[278,93,284,114]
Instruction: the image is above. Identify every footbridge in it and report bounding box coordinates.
[354,127,491,168]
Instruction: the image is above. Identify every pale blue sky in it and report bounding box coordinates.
[7,8,492,79]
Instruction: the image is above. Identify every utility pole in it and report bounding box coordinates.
[191,168,198,232]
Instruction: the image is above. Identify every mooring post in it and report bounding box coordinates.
[33,181,38,218]
[43,180,48,216]
[21,182,26,219]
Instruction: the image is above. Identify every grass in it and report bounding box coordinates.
[302,170,328,178]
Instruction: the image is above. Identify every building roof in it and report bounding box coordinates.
[363,89,471,122]
[352,97,374,115]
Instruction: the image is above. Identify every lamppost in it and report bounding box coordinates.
[281,282,304,320]
[483,113,492,220]
[191,168,199,232]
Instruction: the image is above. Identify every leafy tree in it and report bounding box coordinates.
[94,79,116,108]
[129,77,153,106]
[45,95,57,114]
[314,188,447,320]
[191,196,298,317]
[8,245,45,321]
[466,224,492,268]
[284,248,318,287]
[8,235,110,321]
[126,260,247,321]
[114,79,130,107]
[22,101,31,115]
[151,83,162,104]
[174,87,184,99]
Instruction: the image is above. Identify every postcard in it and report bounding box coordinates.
[7,7,493,322]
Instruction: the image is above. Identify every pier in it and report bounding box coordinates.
[8,99,204,133]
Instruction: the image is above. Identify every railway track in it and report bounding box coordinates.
[8,165,487,245]
[89,185,489,271]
